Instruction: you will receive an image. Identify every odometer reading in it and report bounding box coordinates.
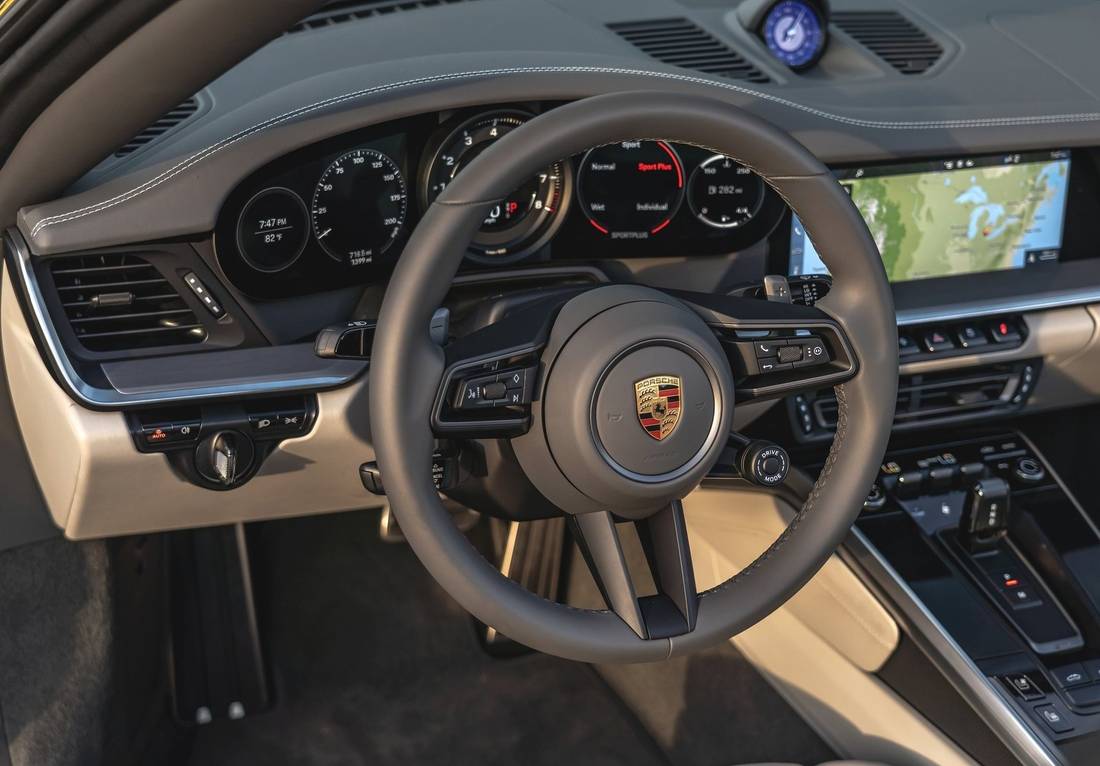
[311,149,407,266]
[577,141,684,238]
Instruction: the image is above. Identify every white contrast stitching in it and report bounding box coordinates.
[30,64,1100,237]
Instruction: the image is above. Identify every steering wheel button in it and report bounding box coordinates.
[754,340,783,357]
[500,369,527,390]
[482,381,507,400]
[777,345,802,364]
[757,357,780,373]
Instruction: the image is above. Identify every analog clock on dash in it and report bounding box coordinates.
[762,0,827,71]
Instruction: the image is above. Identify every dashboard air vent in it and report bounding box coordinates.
[832,11,943,75]
[608,18,770,84]
[284,0,480,35]
[48,254,207,353]
[114,97,200,157]
[798,360,1038,441]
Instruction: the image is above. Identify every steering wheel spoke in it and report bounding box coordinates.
[670,290,858,403]
[570,500,698,640]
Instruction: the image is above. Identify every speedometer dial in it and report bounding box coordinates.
[422,111,570,261]
[311,149,407,267]
[577,141,684,238]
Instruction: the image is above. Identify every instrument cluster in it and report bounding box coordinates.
[214,105,785,298]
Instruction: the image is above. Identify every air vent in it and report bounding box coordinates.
[284,0,480,35]
[114,97,200,158]
[49,254,207,353]
[608,18,770,83]
[832,11,943,75]
[801,361,1039,439]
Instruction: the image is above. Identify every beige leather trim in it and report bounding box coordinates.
[685,487,899,672]
[684,487,977,766]
[2,270,383,539]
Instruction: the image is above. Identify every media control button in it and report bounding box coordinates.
[777,345,802,364]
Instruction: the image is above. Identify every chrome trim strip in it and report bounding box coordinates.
[4,228,360,408]
[848,528,1064,766]
[896,289,1100,326]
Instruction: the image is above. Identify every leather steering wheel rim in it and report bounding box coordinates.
[370,90,897,663]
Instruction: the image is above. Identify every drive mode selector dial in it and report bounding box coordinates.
[577,140,684,238]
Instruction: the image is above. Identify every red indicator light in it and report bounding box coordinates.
[998,322,1009,336]
[1004,578,1019,588]
[149,429,167,442]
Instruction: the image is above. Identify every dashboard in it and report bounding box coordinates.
[214,104,786,298]
[9,0,1100,548]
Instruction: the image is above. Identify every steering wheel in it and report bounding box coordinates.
[370,91,897,663]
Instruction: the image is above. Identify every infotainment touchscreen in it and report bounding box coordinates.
[788,150,1070,283]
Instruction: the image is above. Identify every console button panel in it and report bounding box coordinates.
[897,315,1027,363]
[854,432,1100,745]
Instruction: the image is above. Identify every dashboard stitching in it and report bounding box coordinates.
[29,65,1100,238]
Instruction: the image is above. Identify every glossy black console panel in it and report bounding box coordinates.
[855,432,1100,754]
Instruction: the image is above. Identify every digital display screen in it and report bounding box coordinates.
[788,150,1071,282]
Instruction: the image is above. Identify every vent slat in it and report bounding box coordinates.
[833,11,943,75]
[48,254,207,352]
[284,0,481,35]
[608,17,770,84]
[114,97,199,157]
[69,309,196,325]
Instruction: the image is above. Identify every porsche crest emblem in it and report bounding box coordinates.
[634,375,682,441]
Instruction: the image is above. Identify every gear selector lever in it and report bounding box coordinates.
[958,477,1010,552]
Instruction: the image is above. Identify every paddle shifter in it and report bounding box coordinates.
[958,476,1011,552]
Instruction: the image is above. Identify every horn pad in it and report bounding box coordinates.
[512,286,734,519]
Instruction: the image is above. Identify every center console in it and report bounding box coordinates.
[847,432,1100,765]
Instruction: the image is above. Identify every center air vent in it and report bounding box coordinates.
[608,18,770,83]
[115,97,200,158]
[793,360,1039,441]
[48,254,206,353]
[284,0,481,35]
[832,11,943,75]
